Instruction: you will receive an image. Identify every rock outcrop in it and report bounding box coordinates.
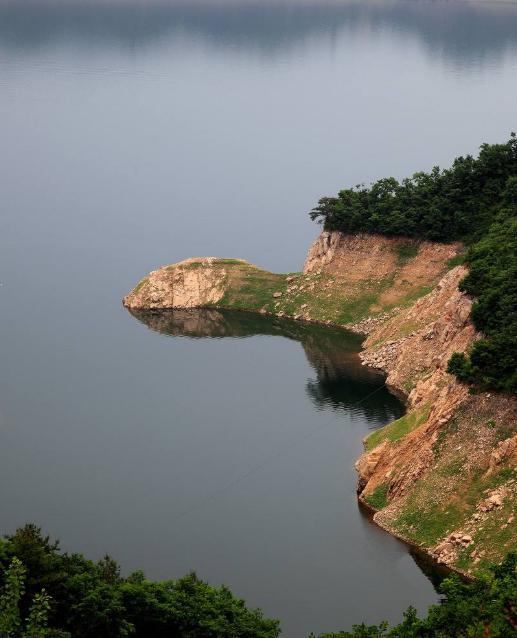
[304,231,459,279]
[123,257,242,309]
[124,232,461,327]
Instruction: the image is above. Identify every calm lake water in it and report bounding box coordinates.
[2,0,517,635]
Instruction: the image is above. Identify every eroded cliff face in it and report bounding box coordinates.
[350,266,516,574]
[303,231,461,312]
[123,257,240,309]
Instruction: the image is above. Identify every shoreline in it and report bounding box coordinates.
[122,234,516,577]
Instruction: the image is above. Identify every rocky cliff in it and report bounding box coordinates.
[123,257,242,310]
[351,264,516,574]
[124,231,516,574]
[302,234,516,574]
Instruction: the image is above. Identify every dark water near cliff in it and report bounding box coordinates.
[2,0,517,634]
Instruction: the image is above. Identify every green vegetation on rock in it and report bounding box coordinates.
[394,242,419,265]
[216,265,397,326]
[389,397,517,566]
[364,483,390,510]
[365,404,431,452]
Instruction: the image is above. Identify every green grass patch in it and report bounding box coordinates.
[395,501,463,546]
[133,277,148,294]
[394,463,516,553]
[468,499,517,572]
[395,242,419,265]
[495,421,517,442]
[432,418,459,457]
[214,259,247,265]
[399,284,434,307]
[394,320,422,339]
[219,266,288,313]
[335,292,379,324]
[403,379,416,394]
[365,403,431,452]
[438,456,466,477]
[447,253,466,269]
[364,483,390,510]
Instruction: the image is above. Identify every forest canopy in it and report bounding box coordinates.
[310,135,517,391]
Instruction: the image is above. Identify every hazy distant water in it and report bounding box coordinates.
[1,0,517,635]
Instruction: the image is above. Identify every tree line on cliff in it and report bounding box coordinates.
[1,524,516,637]
[310,134,517,392]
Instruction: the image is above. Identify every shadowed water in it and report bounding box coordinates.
[2,0,517,635]
[129,308,403,421]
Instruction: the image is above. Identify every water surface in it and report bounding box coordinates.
[2,0,517,634]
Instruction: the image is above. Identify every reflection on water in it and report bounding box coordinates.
[356,501,451,592]
[129,308,404,424]
[409,546,455,590]
[129,308,453,610]
[2,0,517,69]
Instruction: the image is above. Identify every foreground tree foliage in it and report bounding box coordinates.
[1,526,516,637]
[0,525,280,638]
[0,557,51,638]
[310,135,517,391]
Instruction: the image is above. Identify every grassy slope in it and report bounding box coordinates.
[195,256,447,328]
[365,403,431,452]
[365,395,516,575]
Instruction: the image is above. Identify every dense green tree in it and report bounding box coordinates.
[0,557,51,638]
[310,135,517,391]
[310,134,516,242]
[0,526,279,638]
[0,557,25,637]
[450,214,517,391]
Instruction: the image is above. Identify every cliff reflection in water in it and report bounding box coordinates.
[128,308,404,425]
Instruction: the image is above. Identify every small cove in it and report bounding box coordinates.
[122,307,438,635]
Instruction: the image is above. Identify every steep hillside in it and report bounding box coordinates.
[353,265,516,574]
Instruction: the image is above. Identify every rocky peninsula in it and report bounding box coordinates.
[123,231,516,576]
